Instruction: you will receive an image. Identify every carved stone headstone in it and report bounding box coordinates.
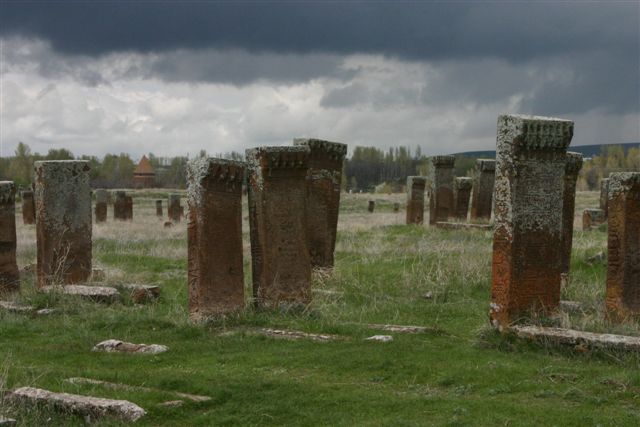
[0,182,19,295]
[453,177,472,221]
[293,138,347,268]
[155,200,163,217]
[428,156,455,224]
[368,200,375,213]
[113,191,129,221]
[21,190,35,225]
[605,172,640,321]
[168,194,181,223]
[246,146,311,308]
[582,208,605,230]
[405,176,426,225]
[560,152,583,274]
[125,195,133,220]
[470,159,495,221]
[490,114,574,328]
[393,203,400,213]
[600,178,610,219]
[94,189,108,223]
[34,161,92,288]
[187,158,245,320]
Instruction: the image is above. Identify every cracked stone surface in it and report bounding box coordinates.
[92,339,168,354]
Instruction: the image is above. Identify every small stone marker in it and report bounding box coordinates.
[168,194,181,222]
[490,114,574,328]
[393,202,400,213]
[246,146,312,309]
[605,172,640,321]
[34,161,92,288]
[155,199,163,217]
[125,195,133,220]
[0,182,20,295]
[365,335,393,342]
[600,178,610,219]
[293,138,347,268]
[405,176,426,225]
[5,387,146,422]
[187,158,245,320]
[560,152,583,274]
[0,417,16,426]
[42,285,120,303]
[368,200,375,213]
[113,191,129,221]
[94,189,108,223]
[91,268,106,282]
[470,159,495,221]
[428,155,455,225]
[582,208,605,230]
[21,189,35,225]
[453,177,472,221]
[92,339,168,354]
[119,284,160,304]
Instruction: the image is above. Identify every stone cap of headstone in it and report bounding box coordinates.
[430,155,455,167]
[406,176,427,187]
[608,172,640,197]
[169,193,181,202]
[584,208,605,220]
[293,138,348,161]
[33,161,91,181]
[94,189,108,203]
[565,152,584,176]
[114,190,126,199]
[0,181,16,203]
[187,157,245,185]
[245,146,310,171]
[497,114,573,151]
[454,177,473,190]
[476,159,496,172]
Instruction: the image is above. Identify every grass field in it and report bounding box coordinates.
[2,190,639,426]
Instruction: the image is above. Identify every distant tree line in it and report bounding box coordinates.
[577,145,640,190]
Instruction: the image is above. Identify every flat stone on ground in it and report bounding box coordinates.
[65,378,210,402]
[0,417,17,426]
[511,325,640,352]
[435,222,492,230]
[5,387,146,422]
[41,285,120,303]
[362,323,441,334]
[92,339,168,354]
[365,335,393,342]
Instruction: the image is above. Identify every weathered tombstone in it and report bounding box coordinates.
[453,177,472,221]
[560,152,583,274]
[490,114,574,328]
[428,156,455,225]
[393,203,400,213]
[405,176,426,225]
[187,158,246,320]
[34,161,92,288]
[368,200,375,213]
[605,172,640,321]
[470,159,496,221]
[0,182,20,295]
[113,191,128,221]
[293,138,347,269]
[94,189,108,223]
[155,200,163,217]
[246,146,311,308]
[124,195,133,220]
[21,190,35,225]
[600,178,610,219]
[168,194,181,222]
[582,208,605,231]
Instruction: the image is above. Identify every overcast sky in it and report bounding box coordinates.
[1,1,638,159]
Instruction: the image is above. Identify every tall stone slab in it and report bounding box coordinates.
[453,177,472,221]
[187,158,245,320]
[428,156,455,225]
[246,146,311,308]
[405,176,426,225]
[560,152,583,274]
[600,178,610,219]
[34,161,92,288]
[293,138,347,268]
[113,191,128,221]
[368,200,375,213]
[155,200,163,217]
[124,196,133,220]
[470,159,496,221]
[94,189,108,223]
[168,194,181,223]
[490,115,574,328]
[21,190,35,225]
[582,208,605,230]
[605,172,640,321]
[0,182,20,295]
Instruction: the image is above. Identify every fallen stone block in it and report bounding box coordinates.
[65,378,210,402]
[118,284,160,304]
[365,335,393,342]
[41,285,120,303]
[362,323,441,334]
[0,417,17,426]
[92,339,168,354]
[5,387,146,422]
[159,400,184,407]
[222,328,341,342]
[435,222,492,230]
[91,268,106,282]
[511,325,640,352]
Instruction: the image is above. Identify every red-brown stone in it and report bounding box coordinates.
[428,156,455,225]
[453,177,472,221]
[155,200,163,217]
[168,194,181,223]
[405,176,426,225]
[0,182,20,295]
[470,159,495,221]
[21,190,35,225]
[560,152,583,274]
[94,189,108,223]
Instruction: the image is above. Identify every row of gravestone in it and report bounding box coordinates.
[0,139,347,323]
[582,178,610,230]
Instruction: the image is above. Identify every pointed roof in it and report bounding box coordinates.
[134,155,155,174]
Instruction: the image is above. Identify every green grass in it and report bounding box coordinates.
[2,191,640,426]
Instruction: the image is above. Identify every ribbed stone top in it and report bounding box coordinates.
[498,114,573,151]
[455,177,473,190]
[246,146,309,171]
[187,157,246,204]
[430,155,455,167]
[0,181,16,203]
[608,172,640,197]
[293,138,347,160]
[565,152,584,176]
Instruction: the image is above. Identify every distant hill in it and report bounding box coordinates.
[454,142,640,159]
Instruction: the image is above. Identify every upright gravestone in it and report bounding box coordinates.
[405,176,426,225]
[293,138,347,268]
[34,161,92,288]
[428,156,455,225]
[453,177,472,221]
[582,208,605,230]
[94,189,108,223]
[155,200,163,217]
[605,172,640,321]
[600,178,610,219]
[368,200,375,213]
[113,191,128,221]
[168,194,181,223]
[187,158,246,320]
[125,195,133,220]
[246,146,311,308]
[560,152,583,274]
[470,159,496,221]
[490,114,574,329]
[0,182,20,295]
[21,190,35,225]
